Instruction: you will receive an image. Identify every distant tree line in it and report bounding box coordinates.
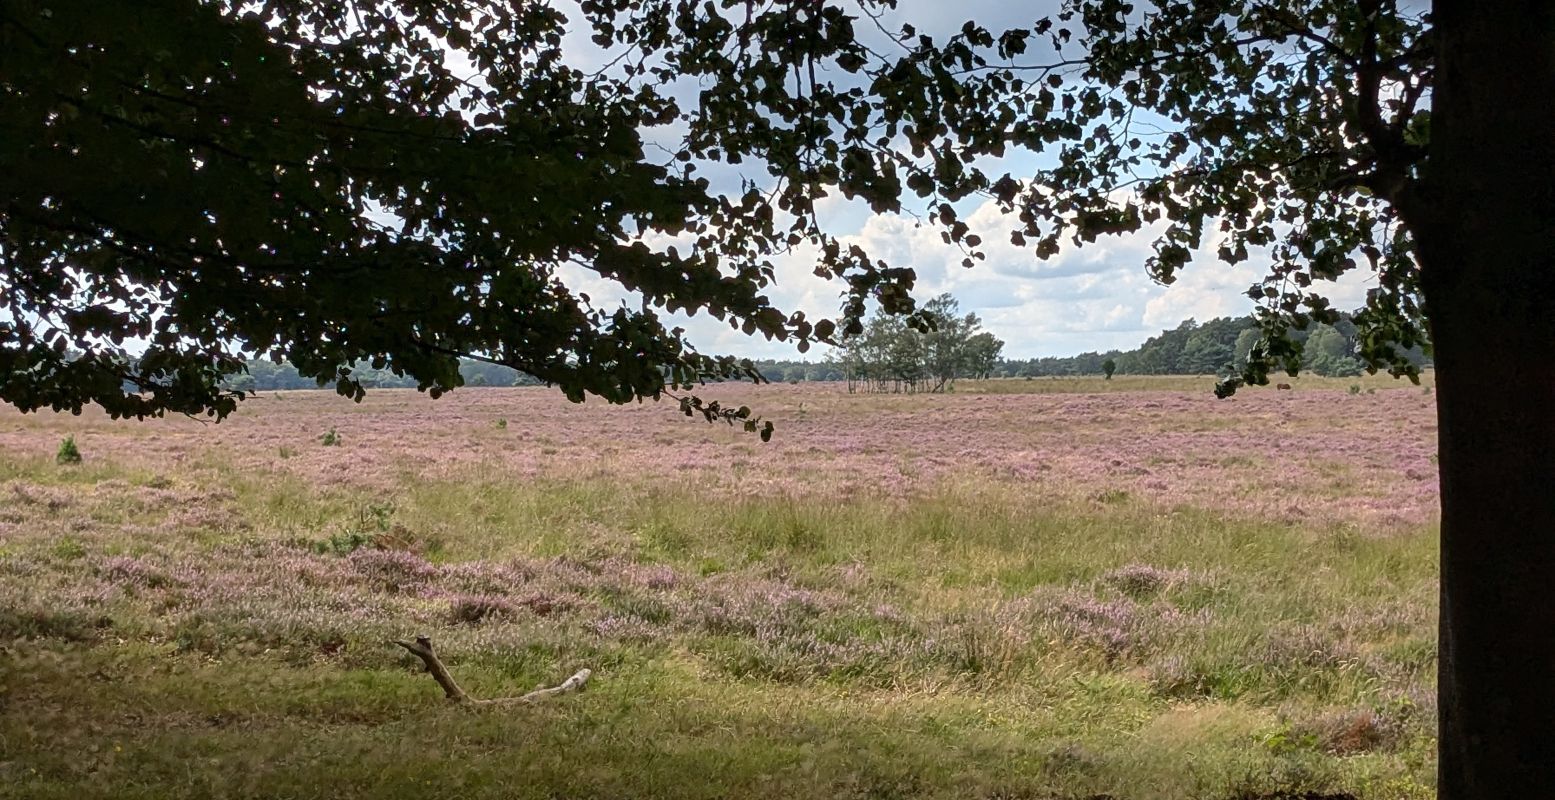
[757,313,1430,383]
[990,313,1430,379]
[750,360,848,383]
[227,309,1428,392]
[228,359,542,392]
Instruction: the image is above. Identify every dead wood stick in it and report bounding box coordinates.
[391,635,592,705]
[391,635,470,701]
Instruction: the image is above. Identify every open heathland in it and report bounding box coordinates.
[0,377,1438,799]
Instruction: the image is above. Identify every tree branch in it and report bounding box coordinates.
[391,635,592,705]
[1342,9,1424,207]
[1256,7,1358,67]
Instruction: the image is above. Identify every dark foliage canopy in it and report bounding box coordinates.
[2,0,1430,422]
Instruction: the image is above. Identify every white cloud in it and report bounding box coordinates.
[554,193,1387,362]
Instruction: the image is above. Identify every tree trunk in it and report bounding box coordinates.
[1418,3,1555,796]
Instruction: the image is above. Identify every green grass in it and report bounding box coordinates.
[1,643,1431,800]
[0,388,1439,799]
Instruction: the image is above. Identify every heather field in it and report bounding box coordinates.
[0,376,1439,799]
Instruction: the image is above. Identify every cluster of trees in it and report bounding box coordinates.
[827,295,1004,393]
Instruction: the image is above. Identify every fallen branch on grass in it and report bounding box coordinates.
[391,635,592,706]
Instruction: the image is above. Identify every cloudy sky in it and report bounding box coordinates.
[555,0,1378,361]
[646,192,1377,361]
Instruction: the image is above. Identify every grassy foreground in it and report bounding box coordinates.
[0,384,1438,799]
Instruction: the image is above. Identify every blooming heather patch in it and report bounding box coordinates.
[98,555,177,589]
[1259,623,1365,671]
[7,481,76,511]
[346,548,441,592]
[0,382,1439,528]
[0,530,1277,688]
[1024,585,1210,663]
[447,594,520,624]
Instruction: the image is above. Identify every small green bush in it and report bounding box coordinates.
[320,427,341,446]
[313,530,378,556]
[1348,385,1361,395]
[51,537,87,560]
[494,418,508,429]
[309,503,396,555]
[56,436,82,465]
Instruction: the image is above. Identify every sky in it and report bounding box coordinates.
[552,0,1379,361]
[621,191,1375,361]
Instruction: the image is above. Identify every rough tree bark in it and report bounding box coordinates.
[1415,2,1555,796]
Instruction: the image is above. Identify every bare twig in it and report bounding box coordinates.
[391,635,592,705]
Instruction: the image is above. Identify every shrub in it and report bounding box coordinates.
[51,537,87,560]
[348,548,438,592]
[1101,564,1193,599]
[100,555,174,588]
[494,418,508,429]
[448,594,518,624]
[1347,385,1361,395]
[320,427,341,446]
[1292,708,1394,755]
[312,503,397,554]
[0,605,108,641]
[313,530,378,556]
[56,435,82,464]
